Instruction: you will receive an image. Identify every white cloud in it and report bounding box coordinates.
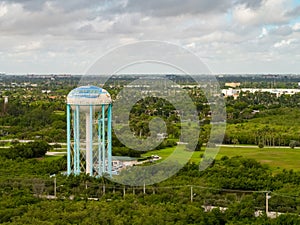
[232,0,293,26]
[273,39,296,48]
[0,2,8,17]
[292,23,300,31]
[0,0,299,74]
[14,41,42,52]
[259,27,268,38]
[0,2,89,36]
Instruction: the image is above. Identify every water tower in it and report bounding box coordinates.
[66,86,112,177]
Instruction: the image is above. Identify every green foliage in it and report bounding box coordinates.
[112,147,143,157]
[202,156,272,190]
[1,141,52,159]
[225,196,255,221]
[225,107,300,146]
[2,153,300,223]
[3,75,300,223]
[259,143,264,148]
[289,140,299,149]
[186,139,203,151]
[156,139,177,150]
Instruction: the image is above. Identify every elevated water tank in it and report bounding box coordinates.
[67,85,111,110]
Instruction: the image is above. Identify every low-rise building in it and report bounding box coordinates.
[112,156,138,171]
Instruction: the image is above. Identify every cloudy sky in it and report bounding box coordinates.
[0,0,300,74]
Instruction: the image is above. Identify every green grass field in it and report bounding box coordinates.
[44,155,65,161]
[142,145,300,173]
[216,146,300,173]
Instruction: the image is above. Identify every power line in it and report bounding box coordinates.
[271,192,300,199]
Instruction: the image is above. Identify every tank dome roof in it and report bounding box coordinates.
[67,86,111,105]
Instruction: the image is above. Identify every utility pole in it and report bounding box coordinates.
[190,186,193,203]
[266,192,271,216]
[54,176,56,197]
[50,174,56,197]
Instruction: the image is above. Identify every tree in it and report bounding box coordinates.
[232,138,239,145]
[8,140,52,159]
[289,140,299,149]
[186,139,202,151]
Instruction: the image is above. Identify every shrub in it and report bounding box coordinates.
[258,143,264,149]
[6,141,52,159]
[289,140,299,149]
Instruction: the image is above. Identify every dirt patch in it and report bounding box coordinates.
[260,160,272,163]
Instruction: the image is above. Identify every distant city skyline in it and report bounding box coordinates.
[0,0,300,74]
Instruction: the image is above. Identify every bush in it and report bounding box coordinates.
[6,141,52,159]
[258,143,264,149]
[186,139,202,151]
[289,140,299,149]
[156,139,177,150]
[207,142,216,148]
[221,156,229,161]
[10,140,20,146]
[52,143,62,148]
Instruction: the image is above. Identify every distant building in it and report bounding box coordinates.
[225,82,241,88]
[157,133,168,140]
[112,156,138,170]
[241,88,300,97]
[222,88,240,99]
[222,88,300,98]
[262,75,279,79]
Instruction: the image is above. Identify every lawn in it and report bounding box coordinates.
[142,145,193,165]
[44,155,65,161]
[142,145,300,173]
[216,146,300,173]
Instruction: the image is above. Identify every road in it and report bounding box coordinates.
[46,151,66,156]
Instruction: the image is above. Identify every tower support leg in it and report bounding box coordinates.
[67,104,71,175]
[86,106,93,175]
[108,104,112,177]
[102,105,106,174]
